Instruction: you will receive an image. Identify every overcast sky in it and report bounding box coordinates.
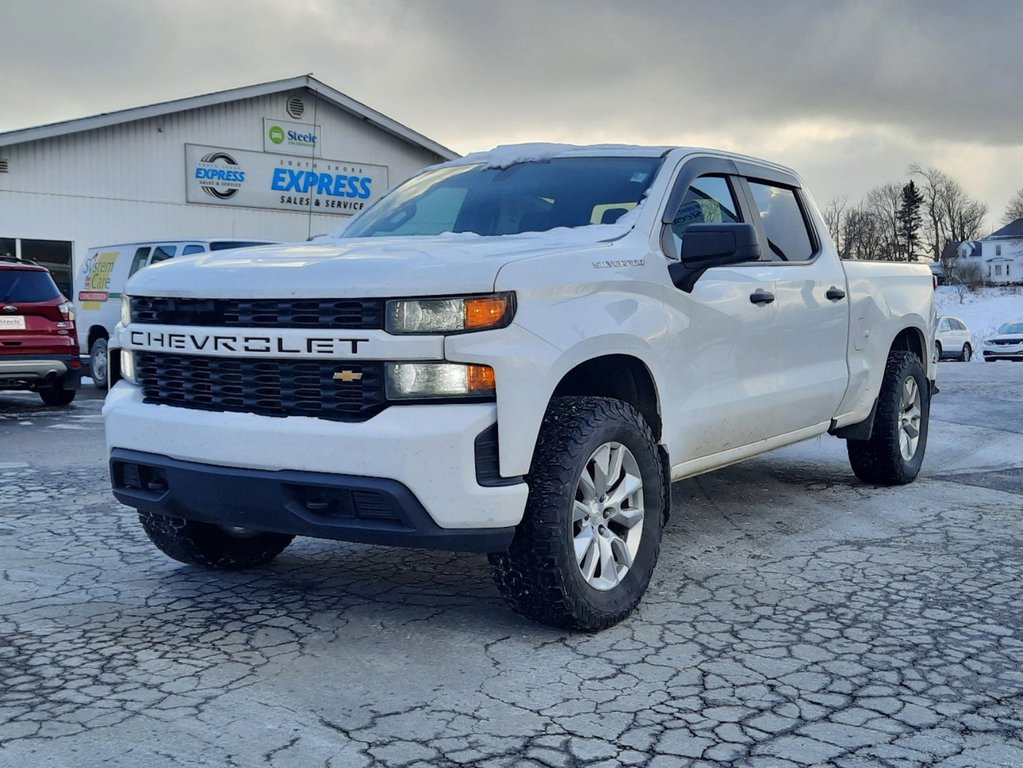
[4,0,1021,227]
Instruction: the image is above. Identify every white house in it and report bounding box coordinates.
[954,219,1023,285]
[0,75,457,296]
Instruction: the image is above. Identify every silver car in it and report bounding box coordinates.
[936,316,973,362]
[982,321,1023,362]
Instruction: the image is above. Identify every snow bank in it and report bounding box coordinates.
[935,286,1023,361]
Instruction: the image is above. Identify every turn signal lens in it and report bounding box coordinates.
[467,364,496,393]
[464,296,510,330]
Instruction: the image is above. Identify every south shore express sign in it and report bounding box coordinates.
[185,144,388,215]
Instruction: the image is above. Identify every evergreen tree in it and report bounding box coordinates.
[898,180,923,261]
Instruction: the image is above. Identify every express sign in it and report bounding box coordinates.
[185,144,388,215]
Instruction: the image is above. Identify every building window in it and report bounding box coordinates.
[995,264,1002,276]
[0,238,15,259]
[996,245,1002,256]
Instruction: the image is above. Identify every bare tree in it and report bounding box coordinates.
[822,196,848,258]
[952,261,985,302]
[843,204,885,260]
[1001,187,1023,227]
[909,164,988,260]
[866,182,905,260]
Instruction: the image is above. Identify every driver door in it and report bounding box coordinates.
[659,165,781,463]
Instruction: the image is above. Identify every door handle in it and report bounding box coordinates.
[826,286,846,301]
[749,289,775,305]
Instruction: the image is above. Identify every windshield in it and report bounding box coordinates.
[343,157,662,238]
[0,270,61,302]
[997,322,1023,335]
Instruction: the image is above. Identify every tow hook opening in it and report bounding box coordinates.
[116,462,168,493]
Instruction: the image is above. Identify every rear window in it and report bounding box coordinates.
[0,269,61,302]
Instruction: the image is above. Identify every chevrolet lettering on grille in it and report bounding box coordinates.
[128,329,369,355]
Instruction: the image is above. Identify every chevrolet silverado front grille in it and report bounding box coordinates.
[135,352,386,422]
[131,297,385,329]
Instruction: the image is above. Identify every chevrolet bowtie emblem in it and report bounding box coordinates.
[333,370,363,383]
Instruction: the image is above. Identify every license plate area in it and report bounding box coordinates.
[0,316,26,330]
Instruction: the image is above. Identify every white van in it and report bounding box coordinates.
[76,239,273,387]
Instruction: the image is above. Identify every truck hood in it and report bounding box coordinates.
[126,232,618,299]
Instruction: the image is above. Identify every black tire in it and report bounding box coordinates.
[489,396,667,631]
[960,344,972,362]
[90,338,109,391]
[38,384,76,406]
[935,341,942,360]
[138,511,294,569]
[847,351,929,486]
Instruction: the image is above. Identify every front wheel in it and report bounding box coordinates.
[960,343,972,362]
[847,351,929,485]
[139,512,294,569]
[489,397,667,631]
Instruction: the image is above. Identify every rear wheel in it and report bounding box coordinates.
[960,343,972,362]
[89,338,109,390]
[489,397,667,631]
[935,341,943,360]
[38,384,76,406]
[139,512,294,569]
[847,351,929,485]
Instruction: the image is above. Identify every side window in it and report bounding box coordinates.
[182,244,205,256]
[670,176,741,254]
[127,247,152,278]
[150,245,177,265]
[954,319,967,331]
[747,181,816,262]
[938,318,950,332]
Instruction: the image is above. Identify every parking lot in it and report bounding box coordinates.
[1,363,1021,768]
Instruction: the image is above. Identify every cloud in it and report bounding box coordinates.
[2,0,1020,224]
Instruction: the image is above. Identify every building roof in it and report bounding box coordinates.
[986,218,1023,240]
[0,75,458,160]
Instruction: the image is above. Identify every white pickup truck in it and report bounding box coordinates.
[105,144,937,630]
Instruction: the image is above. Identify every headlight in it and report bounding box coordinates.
[120,296,132,327]
[120,349,136,384]
[385,293,514,334]
[385,362,495,400]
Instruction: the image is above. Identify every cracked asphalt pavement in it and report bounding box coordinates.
[1,363,1021,767]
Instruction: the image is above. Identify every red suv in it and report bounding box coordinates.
[0,257,82,406]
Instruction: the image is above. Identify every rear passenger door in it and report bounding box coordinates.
[737,175,849,436]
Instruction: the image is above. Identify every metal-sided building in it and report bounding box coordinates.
[0,75,457,296]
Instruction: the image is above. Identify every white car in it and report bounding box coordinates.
[981,321,1023,362]
[935,316,973,362]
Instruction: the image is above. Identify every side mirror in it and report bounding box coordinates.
[668,223,761,292]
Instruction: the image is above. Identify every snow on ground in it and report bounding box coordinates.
[935,285,1023,361]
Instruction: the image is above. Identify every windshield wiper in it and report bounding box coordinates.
[1,278,21,302]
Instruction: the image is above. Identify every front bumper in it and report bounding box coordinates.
[0,354,82,390]
[104,383,529,539]
[111,449,515,552]
[981,344,1023,360]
